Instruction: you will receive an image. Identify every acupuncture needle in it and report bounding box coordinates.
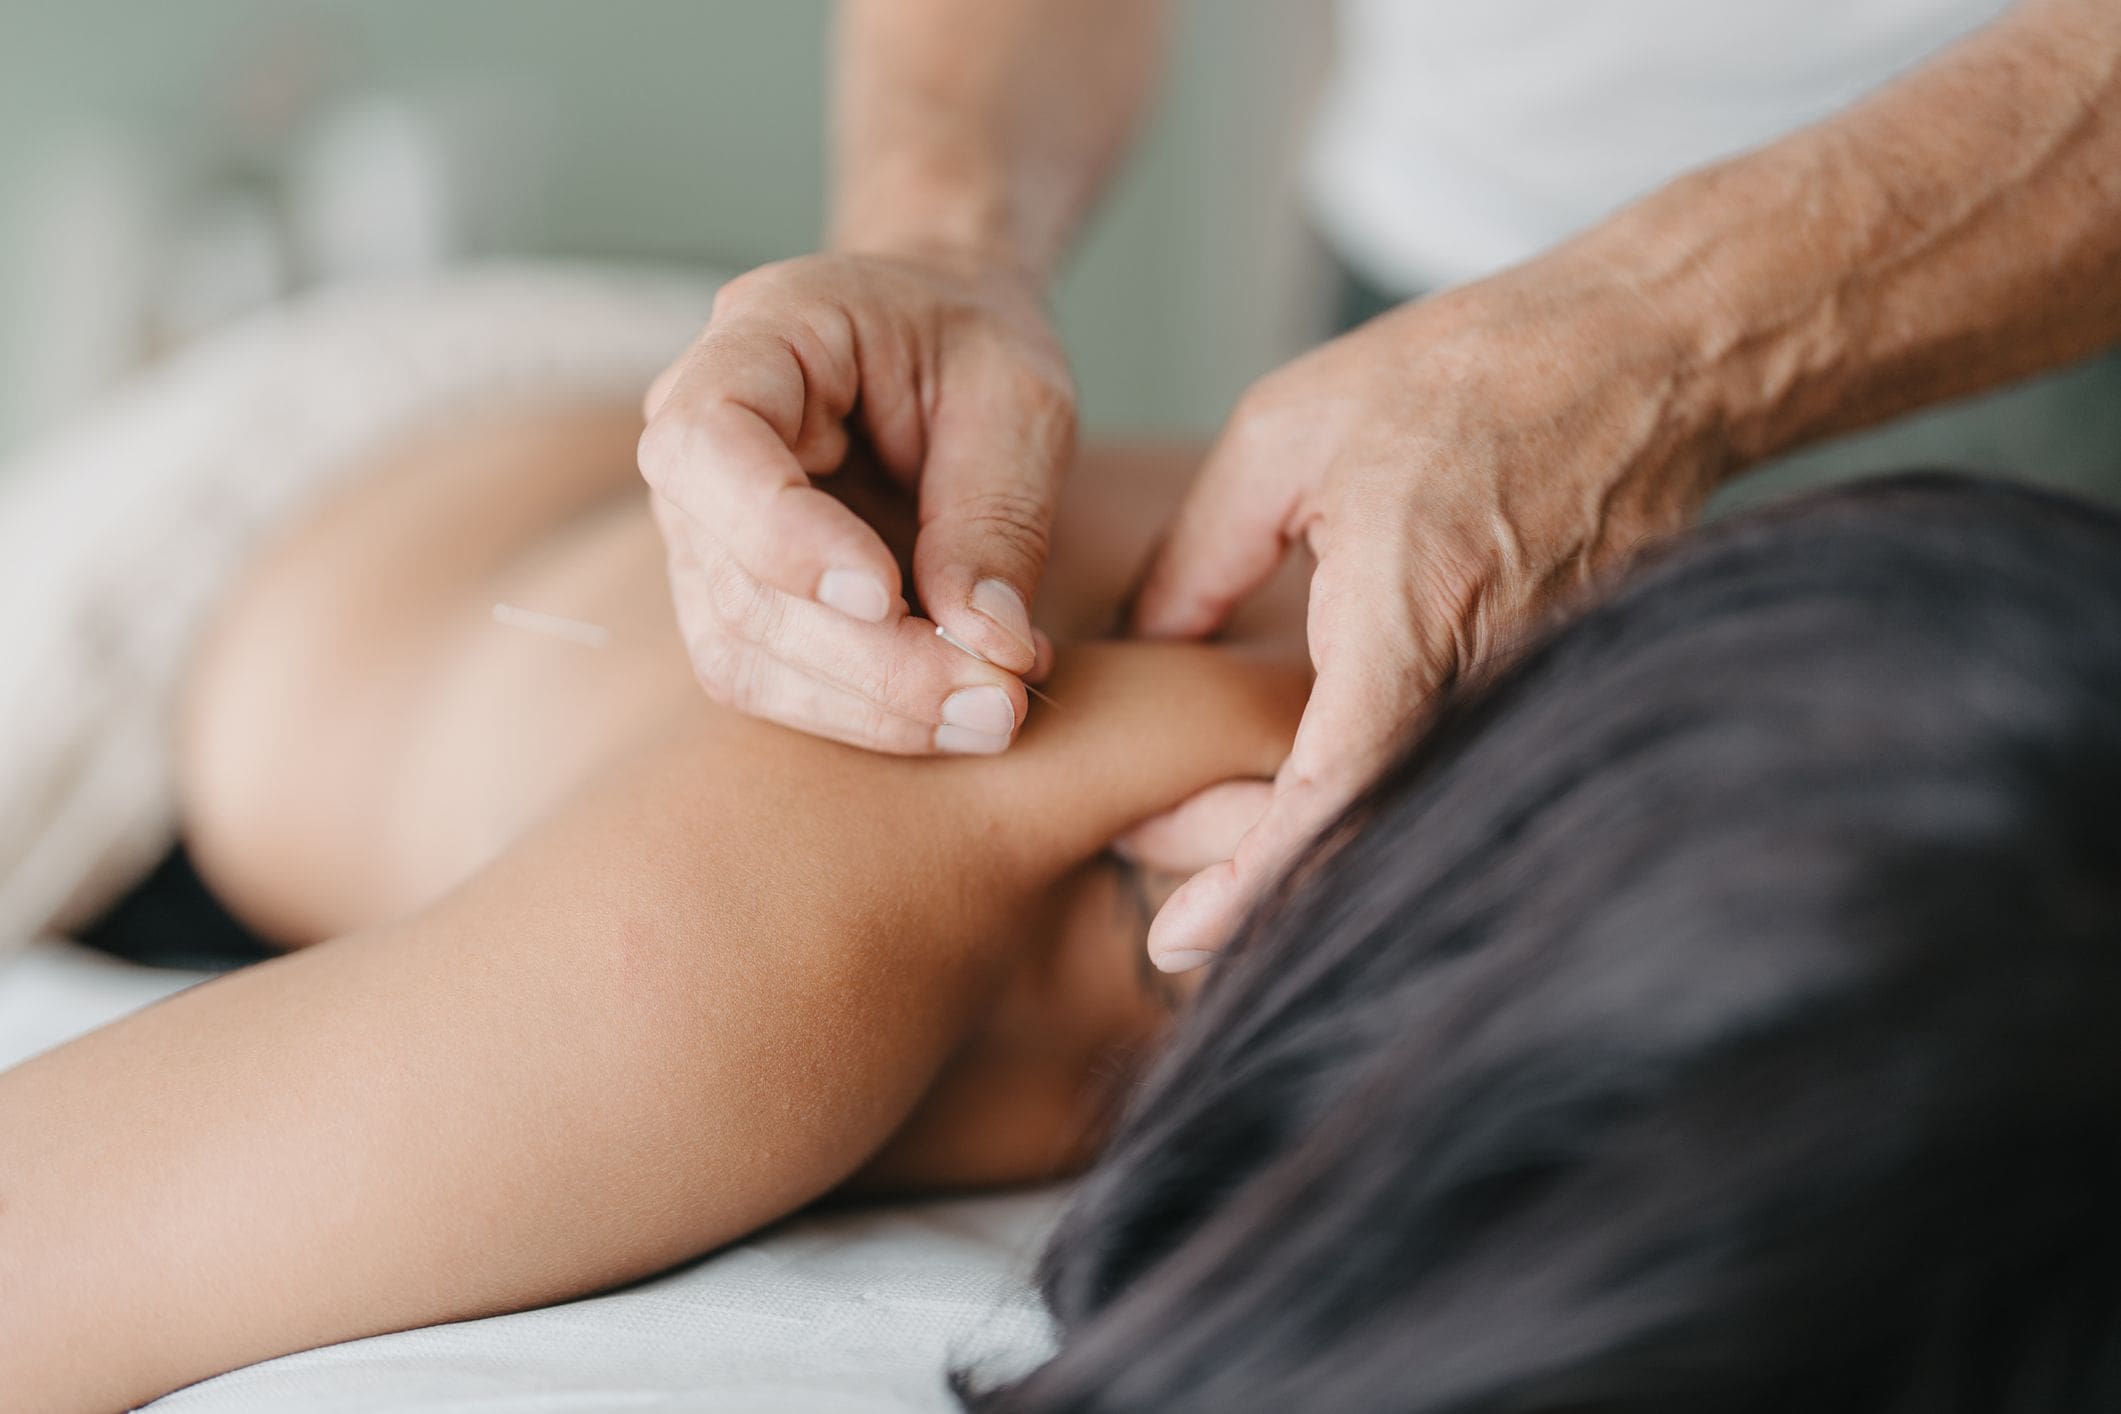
[491,602,614,648]
[936,623,1062,709]
[494,601,1060,709]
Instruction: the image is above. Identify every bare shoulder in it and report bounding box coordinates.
[1045,441,1312,654]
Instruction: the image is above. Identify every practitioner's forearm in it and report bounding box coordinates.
[828,0,1169,282]
[1594,0,2121,475]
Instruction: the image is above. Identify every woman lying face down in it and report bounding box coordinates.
[973,475,2121,1413]
[10,399,2118,1414]
[0,406,1308,1412]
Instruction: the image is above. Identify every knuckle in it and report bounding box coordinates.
[692,628,779,719]
[704,552,779,639]
[855,642,918,715]
[1231,377,1284,431]
[701,551,749,627]
[1008,357,1077,429]
[689,631,741,706]
[1221,388,1293,466]
[635,414,691,488]
[710,265,775,316]
[720,646,766,717]
[713,257,816,321]
[957,489,1053,568]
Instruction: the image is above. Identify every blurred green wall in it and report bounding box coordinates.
[0,1,1325,454]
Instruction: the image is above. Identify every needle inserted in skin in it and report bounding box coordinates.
[493,602,1059,709]
[936,623,1062,709]
[492,603,613,649]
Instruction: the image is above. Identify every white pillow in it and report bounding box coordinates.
[0,263,718,948]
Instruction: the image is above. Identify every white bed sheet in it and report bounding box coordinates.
[0,938,1061,1413]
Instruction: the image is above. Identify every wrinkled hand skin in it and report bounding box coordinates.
[1132,250,1721,968]
[637,248,1075,755]
[1133,0,2121,968]
[1150,255,1716,688]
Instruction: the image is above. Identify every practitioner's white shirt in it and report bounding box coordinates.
[1306,0,2009,293]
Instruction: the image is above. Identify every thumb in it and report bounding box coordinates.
[1146,541,1446,970]
[642,359,682,421]
[1131,399,1306,642]
[913,359,1077,675]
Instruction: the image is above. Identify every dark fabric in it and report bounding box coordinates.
[77,844,276,973]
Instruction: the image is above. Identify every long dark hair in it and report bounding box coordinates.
[969,474,2121,1413]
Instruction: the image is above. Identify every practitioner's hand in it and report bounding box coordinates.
[640,250,1072,754]
[1132,252,1721,970]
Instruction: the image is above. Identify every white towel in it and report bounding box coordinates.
[0,264,717,948]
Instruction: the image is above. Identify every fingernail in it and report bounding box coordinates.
[1153,949,1216,975]
[970,579,1035,658]
[817,568,890,624]
[935,724,1011,755]
[941,685,1016,737]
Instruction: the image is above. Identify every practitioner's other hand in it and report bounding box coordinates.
[1113,779,1272,879]
[640,250,1071,754]
[1132,249,1722,970]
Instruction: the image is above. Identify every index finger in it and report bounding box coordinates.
[652,493,1029,754]
[638,318,904,625]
